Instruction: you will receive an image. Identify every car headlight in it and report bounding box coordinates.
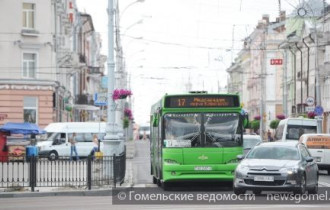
[280,167,298,174]
[235,165,249,176]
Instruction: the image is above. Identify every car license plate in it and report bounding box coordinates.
[194,166,212,171]
[315,157,321,162]
[254,176,274,182]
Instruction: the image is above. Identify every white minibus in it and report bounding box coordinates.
[37,122,106,160]
[274,118,317,141]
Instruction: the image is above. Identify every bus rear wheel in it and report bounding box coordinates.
[161,181,169,191]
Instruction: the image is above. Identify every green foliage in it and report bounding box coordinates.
[269,120,280,130]
[123,117,129,129]
[250,120,260,131]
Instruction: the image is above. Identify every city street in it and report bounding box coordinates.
[1,140,330,209]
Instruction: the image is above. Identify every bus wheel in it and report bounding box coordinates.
[156,178,161,187]
[153,176,157,184]
[161,182,169,191]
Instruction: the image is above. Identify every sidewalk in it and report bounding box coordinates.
[0,141,136,198]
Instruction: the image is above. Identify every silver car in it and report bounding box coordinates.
[243,134,262,155]
[234,141,318,195]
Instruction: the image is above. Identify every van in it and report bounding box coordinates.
[37,122,106,160]
[274,118,317,141]
[299,134,330,175]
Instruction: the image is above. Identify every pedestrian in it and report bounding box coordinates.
[92,134,99,158]
[267,130,273,142]
[69,132,79,160]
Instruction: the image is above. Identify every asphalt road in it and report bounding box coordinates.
[1,140,330,209]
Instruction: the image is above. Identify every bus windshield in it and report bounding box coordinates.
[164,113,241,148]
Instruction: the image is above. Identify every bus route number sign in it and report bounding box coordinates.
[165,95,239,108]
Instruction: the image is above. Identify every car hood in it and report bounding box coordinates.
[241,159,300,170]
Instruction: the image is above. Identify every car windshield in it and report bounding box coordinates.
[286,125,317,140]
[243,137,261,149]
[246,146,300,160]
[163,113,241,148]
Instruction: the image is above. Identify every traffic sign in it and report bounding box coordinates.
[314,105,324,116]
[270,59,283,65]
[94,93,108,106]
[305,97,315,106]
[305,106,315,112]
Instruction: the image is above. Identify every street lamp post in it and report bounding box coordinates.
[103,0,124,179]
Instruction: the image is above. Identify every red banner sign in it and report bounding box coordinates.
[270,59,283,65]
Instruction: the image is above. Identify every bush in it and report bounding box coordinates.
[269,120,280,130]
[250,120,260,131]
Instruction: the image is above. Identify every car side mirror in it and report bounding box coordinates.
[237,155,244,161]
[305,157,314,163]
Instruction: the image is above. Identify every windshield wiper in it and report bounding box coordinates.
[177,132,200,141]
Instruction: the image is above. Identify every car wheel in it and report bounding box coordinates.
[233,187,246,195]
[48,151,58,161]
[294,174,306,195]
[253,190,262,195]
[308,183,318,194]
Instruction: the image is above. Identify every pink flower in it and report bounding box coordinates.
[112,89,132,100]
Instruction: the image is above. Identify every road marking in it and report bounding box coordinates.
[319,181,330,187]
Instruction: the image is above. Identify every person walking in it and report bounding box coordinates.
[69,132,79,160]
[92,134,99,159]
[267,130,273,142]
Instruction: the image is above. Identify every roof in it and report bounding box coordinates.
[258,141,299,147]
[45,122,106,133]
[0,122,45,135]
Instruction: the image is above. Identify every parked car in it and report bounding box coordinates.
[299,133,330,175]
[243,135,262,155]
[234,141,318,195]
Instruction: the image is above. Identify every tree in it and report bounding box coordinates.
[269,119,280,130]
[250,120,260,133]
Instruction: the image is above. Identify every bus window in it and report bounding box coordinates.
[204,113,241,147]
[164,113,201,147]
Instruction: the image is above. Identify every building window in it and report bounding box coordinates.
[24,97,38,124]
[22,53,37,78]
[23,3,35,29]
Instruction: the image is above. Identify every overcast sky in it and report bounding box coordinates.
[76,0,326,125]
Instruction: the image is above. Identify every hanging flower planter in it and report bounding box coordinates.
[112,89,132,100]
[124,108,133,120]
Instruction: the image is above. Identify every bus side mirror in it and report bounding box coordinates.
[243,118,249,128]
[152,116,159,127]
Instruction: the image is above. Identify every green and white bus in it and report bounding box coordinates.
[150,93,247,189]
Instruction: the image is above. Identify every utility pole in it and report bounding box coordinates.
[259,25,266,139]
[314,21,322,133]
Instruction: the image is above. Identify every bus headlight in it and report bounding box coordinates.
[164,159,180,165]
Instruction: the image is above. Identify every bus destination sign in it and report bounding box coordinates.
[165,95,239,108]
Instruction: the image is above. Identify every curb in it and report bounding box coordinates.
[0,189,113,198]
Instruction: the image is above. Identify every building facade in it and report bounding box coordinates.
[0,0,105,128]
